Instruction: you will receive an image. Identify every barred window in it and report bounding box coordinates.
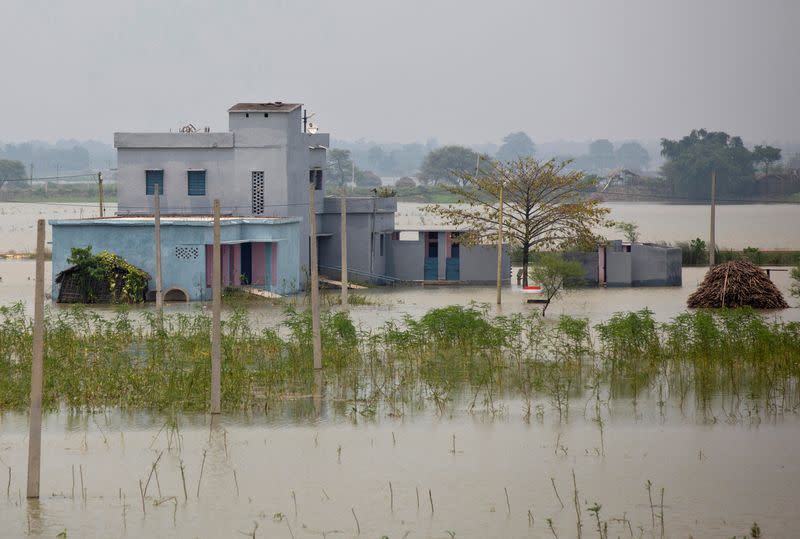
[145,170,164,195]
[187,170,206,196]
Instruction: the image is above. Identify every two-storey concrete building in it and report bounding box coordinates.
[50,101,511,302]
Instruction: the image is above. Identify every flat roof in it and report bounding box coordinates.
[50,215,301,226]
[228,102,302,113]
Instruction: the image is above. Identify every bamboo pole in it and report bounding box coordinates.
[496,181,504,305]
[210,199,222,414]
[709,169,716,267]
[340,183,349,307]
[26,219,45,498]
[154,184,163,311]
[309,182,323,370]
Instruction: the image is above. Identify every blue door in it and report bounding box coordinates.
[445,257,460,280]
[424,258,438,280]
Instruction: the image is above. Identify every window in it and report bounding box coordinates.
[174,246,199,260]
[245,113,250,118]
[263,113,268,118]
[187,170,206,196]
[252,171,265,214]
[309,169,323,190]
[145,170,164,195]
[379,234,384,256]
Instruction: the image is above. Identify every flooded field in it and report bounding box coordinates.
[2,404,799,538]
[1,201,799,538]
[1,260,797,324]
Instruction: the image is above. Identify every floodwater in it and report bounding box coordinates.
[396,202,800,250]
[1,201,799,253]
[0,202,115,253]
[1,395,799,538]
[1,260,797,324]
[1,200,800,537]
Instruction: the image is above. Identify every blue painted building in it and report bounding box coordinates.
[50,216,301,301]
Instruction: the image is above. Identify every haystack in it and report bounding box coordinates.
[687,260,788,309]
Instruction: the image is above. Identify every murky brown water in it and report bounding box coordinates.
[1,260,797,325]
[1,399,799,538]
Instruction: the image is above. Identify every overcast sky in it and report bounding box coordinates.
[1,0,797,146]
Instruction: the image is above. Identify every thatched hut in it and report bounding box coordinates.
[687,260,788,309]
[56,248,150,304]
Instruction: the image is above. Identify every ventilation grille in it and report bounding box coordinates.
[175,246,199,260]
[252,171,265,214]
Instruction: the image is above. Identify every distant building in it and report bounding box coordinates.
[50,102,508,302]
[318,200,511,284]
[567,240,682,287]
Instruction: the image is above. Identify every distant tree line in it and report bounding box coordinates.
[660,129,782,199]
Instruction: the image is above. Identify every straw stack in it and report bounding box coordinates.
[687,260,788,309]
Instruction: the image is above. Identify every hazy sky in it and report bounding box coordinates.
[1,0,798,146]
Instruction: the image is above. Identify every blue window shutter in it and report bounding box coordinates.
[146,170,164,195]
[187,170,206,196]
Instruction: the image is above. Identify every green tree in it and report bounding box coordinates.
[425,157,609,287]
[528,253,585,316]
[752,145,781,175]
[496,132,536,163]
[612,221,640,243]
[661,129,755,198]
[614,142,650,171]
[0,159,27,189]
[418,145,483,186]
[326,148,354,186]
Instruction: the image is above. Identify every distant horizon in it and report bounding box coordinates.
[2,134,797,152]
[1,1,798,145]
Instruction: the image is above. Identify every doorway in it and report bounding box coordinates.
[240,243,252,285]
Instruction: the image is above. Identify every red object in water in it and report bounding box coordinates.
[522,285,542,293]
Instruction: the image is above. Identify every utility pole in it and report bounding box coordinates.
[496,180,504,305]
[309,181,323,370]
[27,219,45,499]
[340,182,349,307]
[709,169,716,267]
[98,172,105,218]
[154,184,163,311]
[210,199,222,414]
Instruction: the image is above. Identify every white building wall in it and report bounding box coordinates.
[116,146,235,215]
[113,104,329,286]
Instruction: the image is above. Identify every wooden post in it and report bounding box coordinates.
[210,200,222,414]
[340,185,349,307]
[154,184,163,311]
[98,172,105,218]
[309,181,323,370]
[496,181,504,305]
[27,219,46,499]
[709,169,716,267]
